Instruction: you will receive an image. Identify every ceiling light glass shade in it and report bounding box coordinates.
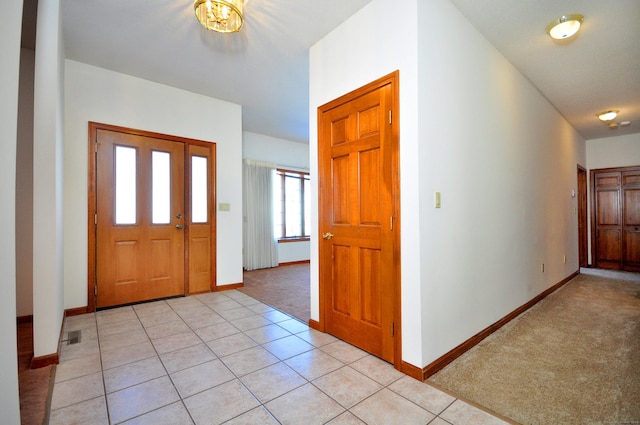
[597,110,618,122]
[194,0,243,33]
[546,14,584,39]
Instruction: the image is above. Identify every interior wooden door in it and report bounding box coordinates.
[96,129,185,307]
[318,72,399,364]
[592,166,640,272]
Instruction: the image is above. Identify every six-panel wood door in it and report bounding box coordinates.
[318,72,399,364]
[96,129,186,307]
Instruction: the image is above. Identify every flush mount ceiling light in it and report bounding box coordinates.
[194,0,243,33]
[546,14,584,39]
[597,110,619,122]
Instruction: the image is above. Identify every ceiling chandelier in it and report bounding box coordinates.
[194,0,244,33]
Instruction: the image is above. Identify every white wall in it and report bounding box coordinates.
[243,131,310,263]
[310,0,586,368]
[310,0,423,365]
[33,0,66,358]
[587,133,640,170]
[64,61,244,310]
[17,48,35,317]
[416,0,585,365]
[0,0,23,422]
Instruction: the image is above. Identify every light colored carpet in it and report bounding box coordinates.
[429,268,640,425]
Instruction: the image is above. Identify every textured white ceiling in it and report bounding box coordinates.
[60,0,639,142]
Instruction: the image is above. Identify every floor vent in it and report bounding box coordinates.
[68,330,81,345]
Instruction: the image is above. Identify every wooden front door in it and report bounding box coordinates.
[577,166,588,267]
[318,72,400,364]
[96,129,186,307]
[592,166,640,272]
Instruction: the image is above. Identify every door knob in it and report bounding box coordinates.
[322,232,334,240]
[176,224,183,230]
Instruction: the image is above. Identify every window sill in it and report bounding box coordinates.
[277,237,310,243]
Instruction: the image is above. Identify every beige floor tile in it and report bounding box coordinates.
[246,302,275,314]
[96,306,137,327]
[232,295,261,306]
[159,343,216,374]
[263,334,314,360]
[207,299,243,312]
[350,355,405,386]
[265,383,345,425]
[205,332,257,357]
[132,300,172,317]
[223,406,280,425]
[145,320,191,340]
[262,310,292,323]
[49,396,109,425]
[64,314,97,334]
[170,359,235,398]
[350,388,435,425]
[194,292,229,304]
[98,318,144,338]
[99,328,149,352]
[312,366,382,408]
[230,314,272,331]
[104,356,166,393]
[217,306,257,321]
[439,399,509,425]
[321,340,368,364]
[107,376,180,424]
[277,318,309,334]
[429,418,453,425]
[51,371,104,410]
[55,353,101,383]
[220,346,280,376]
[241,362,306,403]
[152,331,201,355]
[194,321,240,342]
[389,376,456,415]
[121,401,194,425]
[101,340,157,370]
[184,379,260,425]
[60,336,100,362]
[174,304,216,319]
[296,328,339,347]
[243,323,292,344]
[326,411,367,425]
[165,297,204,310]
[138,310,181,328]
[285,348,344,380]
[181,312,226,329]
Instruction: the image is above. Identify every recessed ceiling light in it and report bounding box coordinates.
[546,14,584,40]
[597,110,619,122]
[620,121,631,127]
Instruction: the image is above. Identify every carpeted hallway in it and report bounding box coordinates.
[429,268,640,424]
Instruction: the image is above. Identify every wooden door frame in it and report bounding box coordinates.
[316,71,402,370]
[589,164,640,271]
[577,165,588,268]
[87,122,217,312]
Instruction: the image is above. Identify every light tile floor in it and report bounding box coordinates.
[50,290,510,425]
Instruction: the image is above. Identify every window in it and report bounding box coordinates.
[273,169,310,240]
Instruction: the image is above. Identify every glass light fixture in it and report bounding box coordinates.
[546,14,584,40]
[194,0,243,33]
[597,110,619,122]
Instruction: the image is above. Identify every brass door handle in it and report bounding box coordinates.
[176,224,184,230]
[322,232,334,240]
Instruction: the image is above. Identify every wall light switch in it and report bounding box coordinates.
[435,192,441,208]
[219,203,230,212]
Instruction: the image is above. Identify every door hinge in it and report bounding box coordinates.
[390,216,393,231]
[94,286,97,297]
[95,214,97,225]
[95,143,98,153]
[389,110,392,124]
[392,322,395,336]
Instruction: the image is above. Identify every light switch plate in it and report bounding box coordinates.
[219,203,230,211]
[435,192,441,208]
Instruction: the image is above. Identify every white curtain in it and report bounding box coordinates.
[243,159,279,270]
